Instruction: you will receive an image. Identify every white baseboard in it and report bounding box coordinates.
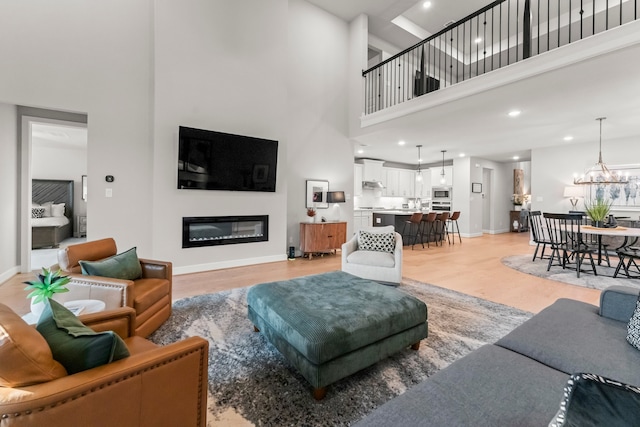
[461,232,483,238]
[482,228,511,234]
[0,266,21,285]
[173,254,288,276]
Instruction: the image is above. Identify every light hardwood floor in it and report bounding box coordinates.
[1,232,600,315]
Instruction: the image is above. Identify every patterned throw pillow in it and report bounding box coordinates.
[357,230,395,253]
[627,296,640,350]
[549,373,640,427]
[32,207,45,218]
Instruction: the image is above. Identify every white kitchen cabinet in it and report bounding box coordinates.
[361,159,384,182]
[353,211,373,233]
[354,164,363,197]
[398,169,415,197]
[383,168,399,196]
[417,170,432,198]
[431,166,453,186]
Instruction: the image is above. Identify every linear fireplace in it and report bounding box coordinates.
[182,215,268,248]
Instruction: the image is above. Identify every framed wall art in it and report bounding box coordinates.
[306,180,329,209]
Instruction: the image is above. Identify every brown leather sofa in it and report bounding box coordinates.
[56,238,172,337]
[0,304,208,427]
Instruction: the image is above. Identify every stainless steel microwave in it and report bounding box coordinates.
[432,187,452,200]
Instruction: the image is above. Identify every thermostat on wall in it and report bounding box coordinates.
[105,175,114,182]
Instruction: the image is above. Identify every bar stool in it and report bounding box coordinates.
[401,212,424,249]
[421,212,438,248]
[448,211,462,244]
[434,212,450,245]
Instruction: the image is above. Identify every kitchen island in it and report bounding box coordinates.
[373,211,445,245]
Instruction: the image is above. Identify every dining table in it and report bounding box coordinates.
[580,225,640,265]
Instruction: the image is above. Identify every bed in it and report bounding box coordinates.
[32,179,74,249]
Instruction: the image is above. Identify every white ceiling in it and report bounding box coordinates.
[32,123,87,150]
[306,0,640,166]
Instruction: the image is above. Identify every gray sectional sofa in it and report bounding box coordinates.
[355,285,640,426]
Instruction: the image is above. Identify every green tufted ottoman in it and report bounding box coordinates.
[247,271,428,399]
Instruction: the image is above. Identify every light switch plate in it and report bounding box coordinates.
[105,188,113,198]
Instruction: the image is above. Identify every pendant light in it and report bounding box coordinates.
[439,150,447,184]
[574,117,621,185]
[415,145,423,182]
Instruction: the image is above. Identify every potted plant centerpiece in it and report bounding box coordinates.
[23,267,71,316]
[584,197,612,228]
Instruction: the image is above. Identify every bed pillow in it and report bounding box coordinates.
[36,299,129,374]
[51,203,65,217]
[40,201,54,217]
[31,207,45,219]
[79,247,142,280]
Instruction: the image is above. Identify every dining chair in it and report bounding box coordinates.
[613,247,640,279]
[529,211,551,261]
[401,212,424,249]
[543,212,597,278]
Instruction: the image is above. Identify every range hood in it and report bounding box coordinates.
[362,180,384,189]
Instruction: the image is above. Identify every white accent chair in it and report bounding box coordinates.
[341,226,403,284]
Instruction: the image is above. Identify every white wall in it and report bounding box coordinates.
[454,156,513,236]
[0,0,153,257]
[0,103,19,282]
[287,0,354,246]
[32,143,87,218]
[153,0,289,272]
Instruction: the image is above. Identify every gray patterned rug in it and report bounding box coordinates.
[149,276,532,426]
[502,254,640,291]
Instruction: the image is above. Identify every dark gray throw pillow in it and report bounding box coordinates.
[549,373,640,427]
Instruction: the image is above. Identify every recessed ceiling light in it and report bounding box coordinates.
[563,136,574,141]
[398,140,406,146]
[513,156,520,160]
[459,153,465,158]
[423,1,432,9]
[357,149,364,154]
[508,110,521,117]
[474,37,482,44]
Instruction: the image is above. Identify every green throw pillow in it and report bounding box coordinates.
[36,299,129,374]
[79,247,142,280]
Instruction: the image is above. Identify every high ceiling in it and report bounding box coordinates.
[305,0,640,166]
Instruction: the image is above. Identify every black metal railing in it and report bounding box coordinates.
[363,0,638,114]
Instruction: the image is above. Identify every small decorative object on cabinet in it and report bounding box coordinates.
[300,222,347,260]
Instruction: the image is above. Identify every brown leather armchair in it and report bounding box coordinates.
[56,238,172,337]
[0,304,208,427]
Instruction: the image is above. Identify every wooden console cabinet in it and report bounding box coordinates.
[299,221,347,260]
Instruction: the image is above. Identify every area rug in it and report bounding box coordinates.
[149,275,532,427]
[502,254,640,290]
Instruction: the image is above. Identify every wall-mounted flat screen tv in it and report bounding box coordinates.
[178,126,278,192]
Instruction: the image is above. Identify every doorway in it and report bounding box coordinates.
[20,112,87,272]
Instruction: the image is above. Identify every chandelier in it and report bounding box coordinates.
[415,145,423,182]
[574,117,622,185]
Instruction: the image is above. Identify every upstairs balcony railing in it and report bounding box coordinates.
[363,0,638,114]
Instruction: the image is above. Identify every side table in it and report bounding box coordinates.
[21,299,106,325]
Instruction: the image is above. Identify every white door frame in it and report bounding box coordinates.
[19,116,87,273]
